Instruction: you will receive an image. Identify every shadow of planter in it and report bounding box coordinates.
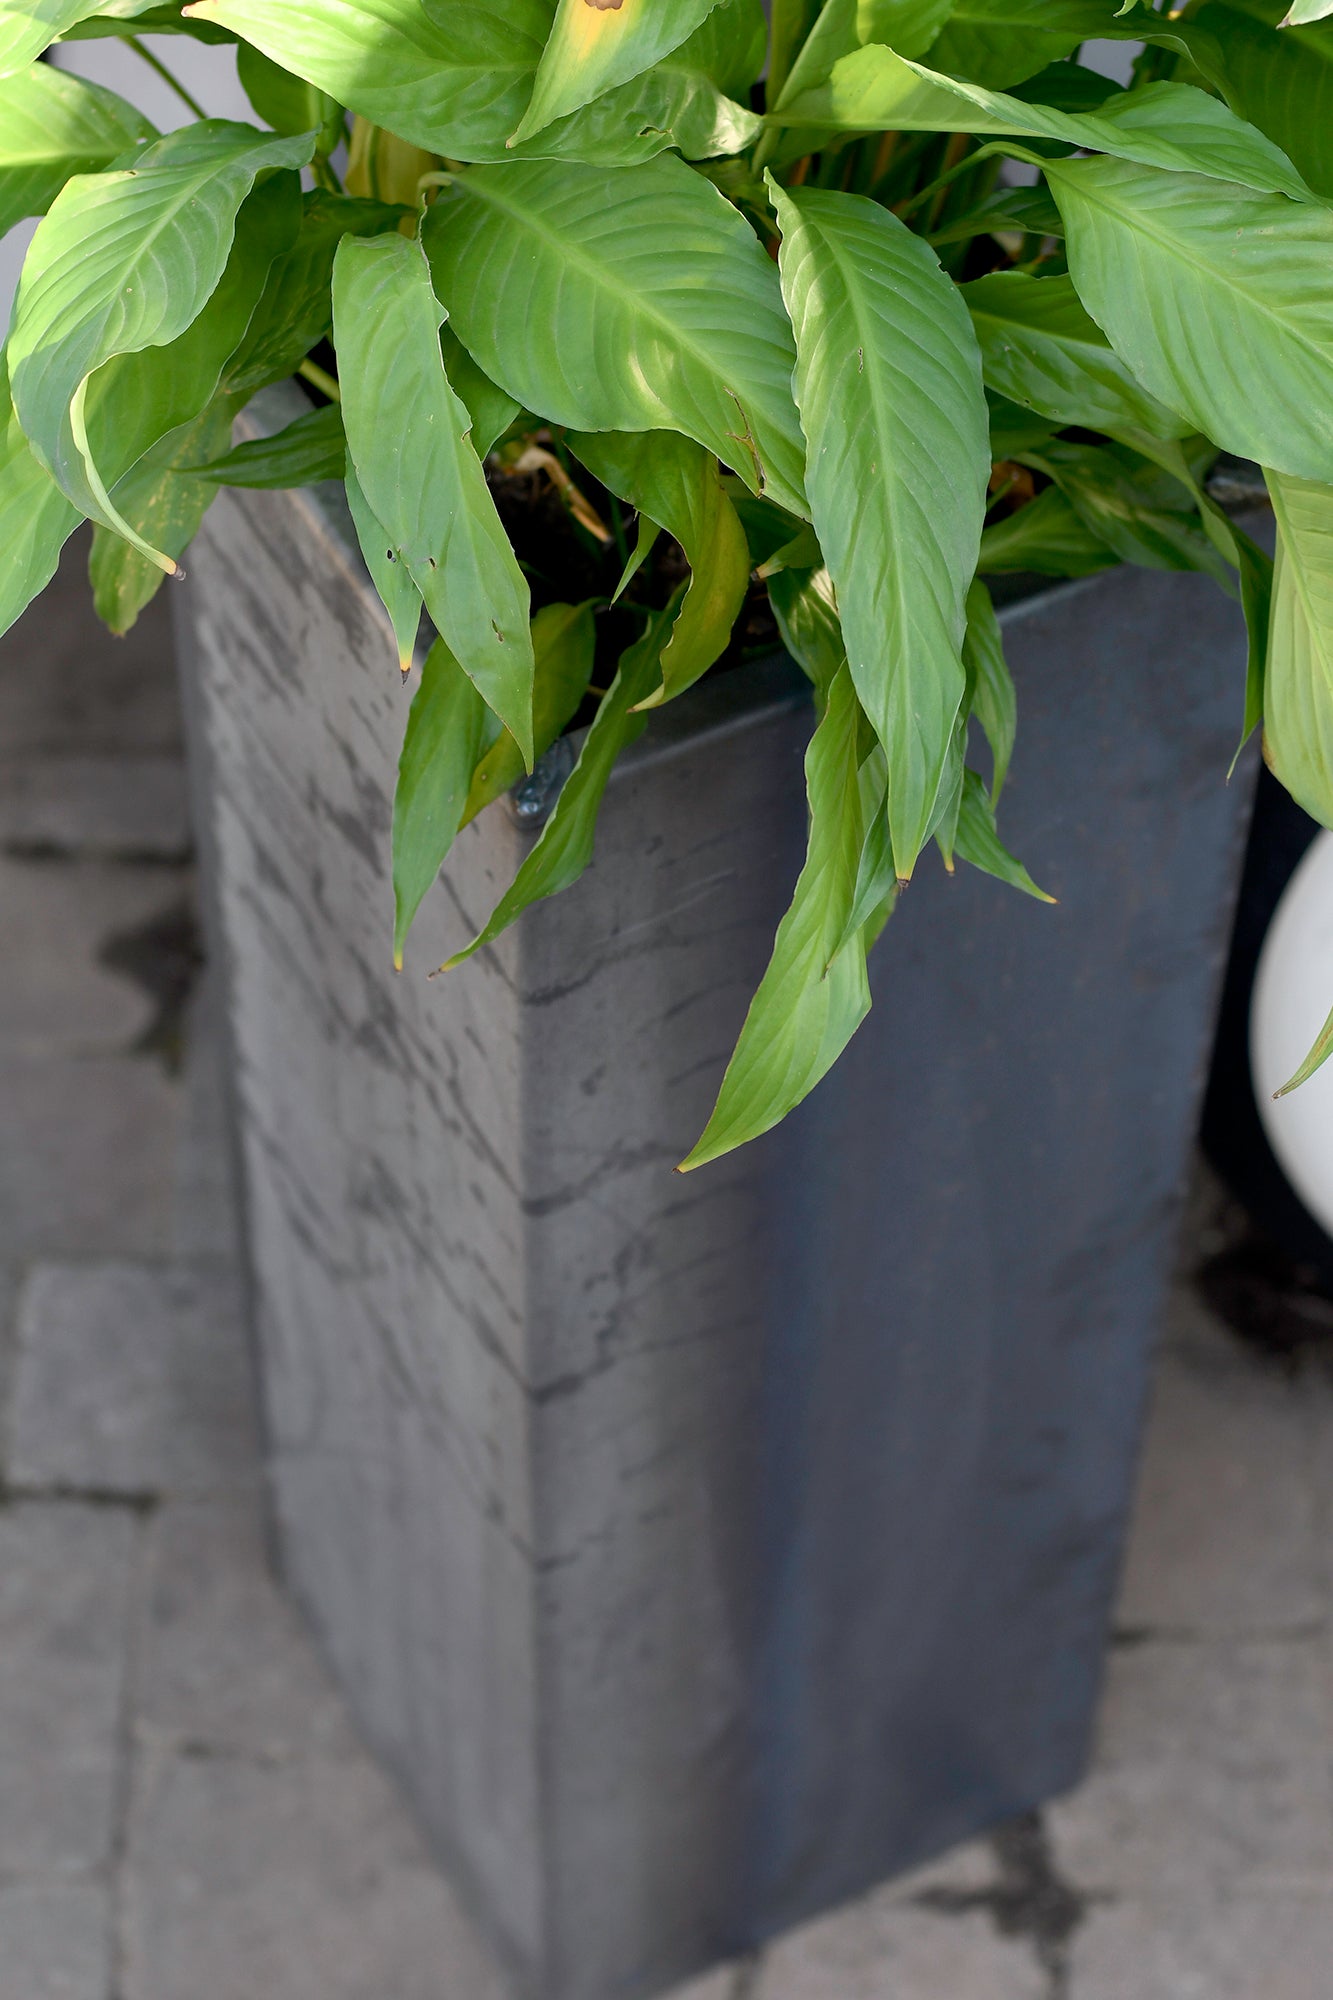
[175,403,1257,2000]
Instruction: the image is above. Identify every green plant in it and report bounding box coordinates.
[4,0,1333,1163]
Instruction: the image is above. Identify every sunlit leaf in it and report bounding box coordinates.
[777,45,1314,198]
[9,123,312,567]
[511,0,725,144]
[0,62,155,239]
[423,155,807,517]
[0,0,160,76]
[1046,155,1333,485]
[569,429,750,706]
[769,177,988,879]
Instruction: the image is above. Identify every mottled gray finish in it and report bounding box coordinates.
[176,401,1256,2000]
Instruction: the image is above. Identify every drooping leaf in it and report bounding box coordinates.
[1262,469,1333,829]
[392,634,494,966]
[776,46,1315,199]
[192,401,346,488]
[1046,156,1333,486]
[0,353,80,642]
[461,600,596,826]
[679,663,882,1170]
[344,459,423,675]
[222,189,408,398]
[1274,995,1333,1096]
[0,62,155,239]
[439,326,520,459]
[8,123,313,566]
[769,178,989,879]
[953,765,1054,899]
[569,430,750,706]
[0,0,160,76]
[332,229,534,754]
[423,155,807,517]
[962,271,1188,442]
[978,486,1116,576]
[438,597,677,972]
[961,578,1015,800]
[510,0,725,144]
[1023,439,1233,588]
[767,562,847,691]
[89,397,236,633]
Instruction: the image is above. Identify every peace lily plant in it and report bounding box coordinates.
[3,0,1333,1166]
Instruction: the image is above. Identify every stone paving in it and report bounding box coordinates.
[4,538,1333,1999]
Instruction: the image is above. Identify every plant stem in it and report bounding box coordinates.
[125,35,209,120]
[298,357,341,404]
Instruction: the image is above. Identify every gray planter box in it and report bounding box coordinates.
[176,417,1255,2000]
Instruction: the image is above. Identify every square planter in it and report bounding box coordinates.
[175,395,1256,2000]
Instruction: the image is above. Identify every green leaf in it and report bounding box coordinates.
[439,326,520,459]
[222,189,408,398]
[768,178,989,880]
[1046,155,1333,486]
[775,0,955,108]
[89,396,235,633]
[392,634,494,966]
[860,0,957,55]
[510,0,726,144]
[1194,1,1333,199]
[438,597,676,972]
[344,460,423,675]
[961,578,1015,800]
[9,123,313,566]
[331,229,534,756]
[1262,469,1333,828]
[0,62,155,239]
[1274,995,1333,1096]
[237,41,343,149]
[569,430,750,707]
[962,271,1187,442]
[192,401,345,488]
[0,0,159,76]
[461,600,596,826]
[767,562,847,691]
[184,0,547,157]
[679,663,880,1170]
[1024,438,1234,587]
[953,766,1053,899]
[0,351,80,641]
[777,46,1315,199]
[62,1,237,41]
[978,485,1117,576]
[423,155,807,517]
[924,0,1229,91]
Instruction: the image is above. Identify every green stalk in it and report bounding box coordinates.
[125,35,209,121]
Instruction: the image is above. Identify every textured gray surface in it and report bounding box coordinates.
[5,529,1333,1997]
[176,458,1259,2000]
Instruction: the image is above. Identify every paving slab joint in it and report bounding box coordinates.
[908,1811,1095,2000]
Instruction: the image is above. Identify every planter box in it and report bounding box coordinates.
[175,403,1256,2000]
